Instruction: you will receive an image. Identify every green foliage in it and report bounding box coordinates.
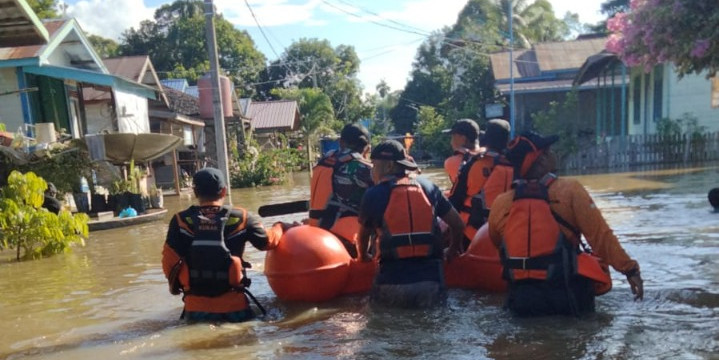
[0,171,88,261]
[118,0,266,91]
[27,0,58,19]
[656,113,707,138]
[15,141,96,195]
[230,148,304,188]
[414,106,452,158]
[87,34,119,58]
[531,91,593,161]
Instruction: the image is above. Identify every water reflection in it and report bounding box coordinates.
[0,166,718,359]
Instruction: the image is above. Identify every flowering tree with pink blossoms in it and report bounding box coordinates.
[606,0,719,76]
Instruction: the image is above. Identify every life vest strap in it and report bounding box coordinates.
[505,252,562,270]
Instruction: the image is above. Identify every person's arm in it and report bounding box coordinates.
[244,212,283,251]
[487,192,512,249]
[162,215,183,279]
[564,180,644,300]
[357,187,382,262]
[418,177,465,259]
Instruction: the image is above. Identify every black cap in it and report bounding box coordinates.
[506,131,559,176]
[340,123,370,149]
[443,119,479,142]
[193,168,227,198]
[370,140,418,170]
[483,119,511,149]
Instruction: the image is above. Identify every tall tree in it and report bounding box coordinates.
[118,0,265,95]
[591,0,629,33]
[260,38,367,124]
[27,0,58,19]
[87,34,119,59]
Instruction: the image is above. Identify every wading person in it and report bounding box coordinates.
[488,131,644,317]
[447,119,513,244]
[162,168,286,322]
[443,118,482,184]
[42,182,62,214]
[309,123,373,257]
[358,140,464,308]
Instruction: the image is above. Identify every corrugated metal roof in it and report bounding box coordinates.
[0,19,65,61]
[103,56,149,83]
[490,37,607,81]
[496,78,611,94]
[535,38,607,72]
[185,85,198,98]
[247,100,299,131]
[160,79,188,92]
[0,0,48,47]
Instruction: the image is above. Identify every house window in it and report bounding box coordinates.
[653,66,663,121]
[633,74,641,125]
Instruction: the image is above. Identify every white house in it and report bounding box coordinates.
[628,65,719,135]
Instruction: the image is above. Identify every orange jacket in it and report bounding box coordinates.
[488,177,639,274]
[443,148,481,184]
[162,206,282,316]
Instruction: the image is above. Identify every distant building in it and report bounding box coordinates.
[245,99,301,150]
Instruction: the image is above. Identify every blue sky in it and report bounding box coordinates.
[63,0,607,94]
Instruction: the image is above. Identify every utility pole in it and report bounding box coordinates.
[508,2,515,138]
[203,0,232,204]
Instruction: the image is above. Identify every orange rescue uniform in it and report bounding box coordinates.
[488,177,639,274]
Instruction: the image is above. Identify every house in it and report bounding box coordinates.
[0,18,157,140]
[490,36,627,136]
[0,0,49,47]
[245,99,301,150]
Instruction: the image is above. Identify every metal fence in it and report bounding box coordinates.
[562,132,719,172]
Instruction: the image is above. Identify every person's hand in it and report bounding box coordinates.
[274,221,300,232]
[444,245,462,263]
[627,271,644,301]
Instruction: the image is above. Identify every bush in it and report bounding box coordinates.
[230,148,304,188]
[0,171,88,261]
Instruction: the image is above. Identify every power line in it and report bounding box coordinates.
[243,0,281,59]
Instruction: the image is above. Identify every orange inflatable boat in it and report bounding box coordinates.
[264,223,506,302]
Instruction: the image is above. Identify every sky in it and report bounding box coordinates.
[62,0,607,94]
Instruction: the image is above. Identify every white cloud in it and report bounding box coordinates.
[68,0,155,40]
[215,0,325,27]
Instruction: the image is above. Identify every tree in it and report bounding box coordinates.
[0,171,88,261]
[606,0,719,76]
[118,0,266,93]
[27,0,58,19]
[260,38,366,123]
[590,0,629,33]
[414,106,451,158]
[272,87,337,168]
[87,34,119,58]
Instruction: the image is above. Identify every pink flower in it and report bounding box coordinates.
[606,34,624,54]
[630,0,647,10]
[690,39,710,58]
[607,12,627,33]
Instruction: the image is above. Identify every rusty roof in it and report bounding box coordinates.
[103,56,151,83]
[247,100,300,131]
[0,0,48,47]
[0,19,66,60]
[491,37,607,81]
[163,86,199,116]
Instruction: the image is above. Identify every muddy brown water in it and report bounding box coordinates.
[1,166,718,359]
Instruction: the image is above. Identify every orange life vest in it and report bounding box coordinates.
[500,174,611,295]
[308,150,357,226]
[379,177,441,261]
[170,206,249,297]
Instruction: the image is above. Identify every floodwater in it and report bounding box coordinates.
[1,166,718,359]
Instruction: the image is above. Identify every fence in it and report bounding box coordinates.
[562,132,719,172]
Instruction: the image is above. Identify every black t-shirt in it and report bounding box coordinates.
[42,196,62,214]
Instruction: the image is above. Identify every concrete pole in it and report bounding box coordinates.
[203,0,231,204]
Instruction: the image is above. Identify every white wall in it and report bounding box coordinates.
[0,67,25,132]
[84,103,114,134]
[114,89,149,133]
[666,67,719,132]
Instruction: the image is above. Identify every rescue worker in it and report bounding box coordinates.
[358,140,465,308]
[443,118,482,184]
[447,119,513,245]
[309,123,373,257]
[162,168,287,322]
[488,131,644,317]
